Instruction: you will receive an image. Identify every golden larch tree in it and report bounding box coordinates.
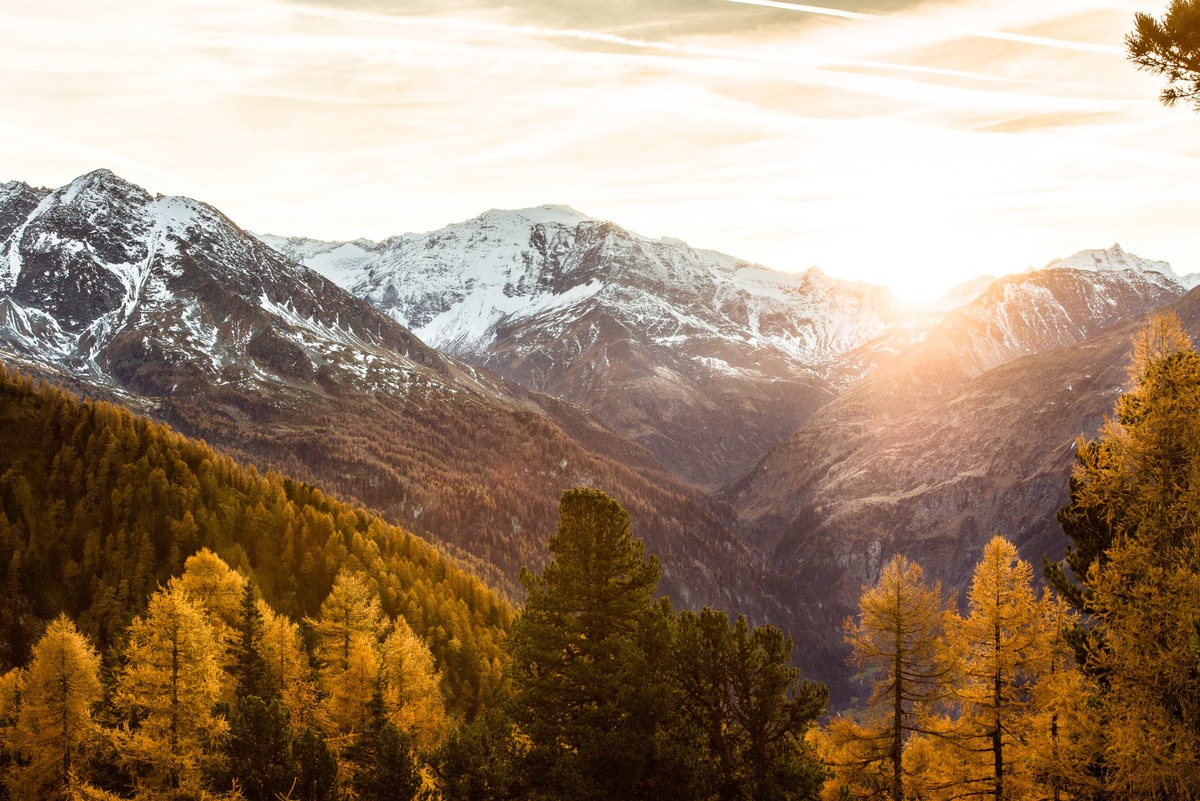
[310,571,384,750]
[5,615,102,800]
[113,584,226,797]
[258,600,323,733]
[380,616,448,753]
[943,536,1055,801]
[168,548,246,643]
[837,554,950,801]
[1066,312,1200,797]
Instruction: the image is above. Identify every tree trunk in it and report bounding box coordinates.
[893,629,904,801]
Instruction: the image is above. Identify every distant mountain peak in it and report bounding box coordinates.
[1036,244,1200,291]
[475,205,594,229]
[59,168,151,204]
[1045,243,1171,276]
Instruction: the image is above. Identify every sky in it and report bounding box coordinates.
[1,0,1196,299]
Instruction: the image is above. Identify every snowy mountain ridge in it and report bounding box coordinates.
[0,168,483,405]
[258,210,1196,487]
[257,207,907,371]
[1041,242,1199,288]
[0,170,824,664]
[258,207,914,486]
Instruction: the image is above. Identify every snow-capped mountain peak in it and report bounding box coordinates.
[59,167,150,205]
[259,207,905,368]
[1043,243,1199,288]
[496,204,593,226]
[257,207,910,485]
[0,169,467,402]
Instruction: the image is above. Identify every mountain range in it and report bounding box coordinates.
[4,168,1196,697]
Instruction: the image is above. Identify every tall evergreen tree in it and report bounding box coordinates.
[346,689,421,801]
[507,487,665,801]
[232,581,278,702]
[1043,455,1113,673]
[223,695,295,801]
[293,728,338,801]
[430,708,528,801]
[673,607,827,801]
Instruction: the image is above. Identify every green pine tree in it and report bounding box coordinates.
[231,581,278,702]
[224,695,295,801]
[507,487,665,801]
[430,709,527,801]
[1128,0,1200,109]
[293,728,338,801]
[345,685,420,801]
[673,607,828,801]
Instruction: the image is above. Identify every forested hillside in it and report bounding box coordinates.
[0,169,820,672]
[0,365,511,718]
[4,314,1200,801]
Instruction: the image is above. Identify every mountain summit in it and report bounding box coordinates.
[1044,243,1198,288]
[260,210,912,486]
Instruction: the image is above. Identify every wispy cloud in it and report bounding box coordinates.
[725,0,1122,53]
[0,0,1195,296]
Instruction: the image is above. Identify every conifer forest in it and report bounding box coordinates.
[1,309,1199,799]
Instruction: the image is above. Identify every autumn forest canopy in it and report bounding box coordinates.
[0,307,1198,799]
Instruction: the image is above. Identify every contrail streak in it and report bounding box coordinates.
[727,0,1123,54]
[291,5,1063,87]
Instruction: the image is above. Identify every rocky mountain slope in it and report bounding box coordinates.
[727,251,1195,608]
[260,212,913,487]
[0,171,832,678]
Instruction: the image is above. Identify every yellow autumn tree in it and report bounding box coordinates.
[113,585,227,798]
[4,615,102,800]
[326,638,380,741]
[1063,312,1200,797]
[310,571,384,745]
[0,666,19,725]
[168,548,246,644]
[1012,594,1090,801]
[942,536,1056,801]
[838,554,950,801]
[380,616,448,753]
[258,600,323,733]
